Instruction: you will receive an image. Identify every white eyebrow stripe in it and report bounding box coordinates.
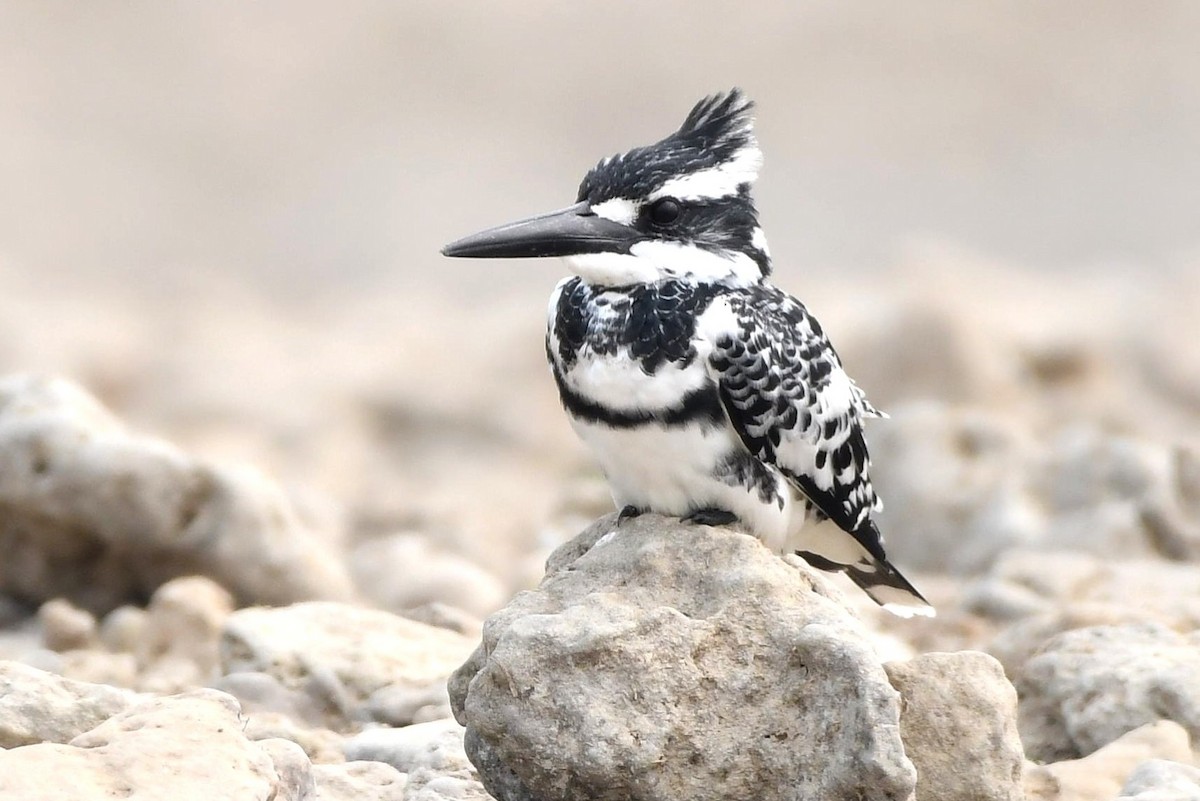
[649,143,763,202]
[751,227,770,257]
[591,198,638,225]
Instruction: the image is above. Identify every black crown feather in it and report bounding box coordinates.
[577,89,760,204]
[672,89,757,162]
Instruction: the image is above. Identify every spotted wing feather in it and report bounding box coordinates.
[703,285,886,559]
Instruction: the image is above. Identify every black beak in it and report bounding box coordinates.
[441,201,642,259]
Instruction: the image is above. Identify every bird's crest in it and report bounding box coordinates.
[578,88,762,205]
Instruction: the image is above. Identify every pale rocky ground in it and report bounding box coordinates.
[1,4,1199,797]
[0,254,1198,799]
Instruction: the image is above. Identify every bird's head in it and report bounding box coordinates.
[442,89,770,287]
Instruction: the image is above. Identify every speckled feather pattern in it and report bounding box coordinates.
[706,284,887,558]
[547,277,884,556]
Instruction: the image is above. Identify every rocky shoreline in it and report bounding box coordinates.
[1,264,1198,799]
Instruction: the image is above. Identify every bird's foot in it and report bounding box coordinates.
[617,505,645,525]
[683,508,739,527]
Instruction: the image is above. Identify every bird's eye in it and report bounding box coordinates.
[648,198,682,227]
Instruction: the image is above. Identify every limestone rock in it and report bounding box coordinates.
[37,598,98,652]
[867,403,1036,575]
[97,605,147,653]
[988,603,1164,680]
[220,601,475,730]
[213,669,328,726]
[450,514,917,801]
[345,718,472,773]
[0,689,282,800]
[0,661,140,748]
[255,736,317,798]
[1016,623,1200,762]
[312,760,407,801]
[345,719,488,800]
[351,533,507,619]
[975,550,1200,639]
[1024,721,1193,801]
[0,374,353,613]
[365,679,454,726]
[885,651,1024,801]
[242,711,345,764]
[134,575,235,692]
[1117,759,1200,801]
[869,405,1192,578]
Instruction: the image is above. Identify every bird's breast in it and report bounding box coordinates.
[560,350,712,414]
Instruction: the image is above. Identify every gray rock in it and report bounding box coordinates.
[885,651,1024,801]
[450,514,916,801]
[1118,759,1200,801]
[1016,623,1200,762]
[0,661,140,748]
[0,374,353,613]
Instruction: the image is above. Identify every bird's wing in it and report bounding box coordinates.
[698,286,886,558]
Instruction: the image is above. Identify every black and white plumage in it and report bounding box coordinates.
[444,90,932,617]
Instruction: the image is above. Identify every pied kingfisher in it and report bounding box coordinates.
[443,90,932,617]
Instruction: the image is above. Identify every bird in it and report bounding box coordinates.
[442,89,933,617]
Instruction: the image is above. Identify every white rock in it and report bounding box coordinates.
[212,670,327,726]
[1118,759,1200,801]
[0,661,140,748]
[450,514,917,801]
[885,651,1024,801]
[255,737,317,799]
[242,711,345,764]
[0,374,354,612]
[365,679,453,726]
[1016,623,1200,762]
[868,403,1038,575]
[988,603,1160,680]
[37,599,97,652]
[350,533,507,619]
[869,404,1197,578]
[0,689,282,800]
[1024,721,1193,801]
[345,719,471,773]
[341,714,488,799]
[97,605,147,653]
[220,601,475,730]
[135,575,234,692]
[312,760,407,801]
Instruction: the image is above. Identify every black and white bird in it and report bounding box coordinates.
[443,90,933,617]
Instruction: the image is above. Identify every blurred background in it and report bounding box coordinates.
[1,1,1198,630]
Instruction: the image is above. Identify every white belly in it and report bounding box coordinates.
[569,415,795,551]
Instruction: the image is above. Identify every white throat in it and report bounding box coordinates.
[562,242,762,287]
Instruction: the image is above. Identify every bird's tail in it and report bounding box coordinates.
[796,549,935,618]
[844,555,935,618]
